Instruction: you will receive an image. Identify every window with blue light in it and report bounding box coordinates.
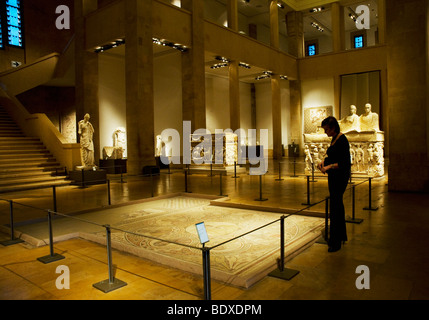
[308,44,316,56]
[5,0,23,47]
[0,14,3,49]
[354,35,364,49]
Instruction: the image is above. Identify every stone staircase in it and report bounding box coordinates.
[0,106,70,193]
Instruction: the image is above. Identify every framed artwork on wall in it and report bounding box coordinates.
[304,106,333,134]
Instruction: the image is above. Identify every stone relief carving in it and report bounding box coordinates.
[304,103,384,177]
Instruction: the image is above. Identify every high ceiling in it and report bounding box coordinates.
[96,0,379,85]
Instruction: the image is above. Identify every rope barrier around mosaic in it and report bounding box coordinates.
[0,171,380,300]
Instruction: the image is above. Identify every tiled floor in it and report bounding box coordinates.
[1,159,429,300]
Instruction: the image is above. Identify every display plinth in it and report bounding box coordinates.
[69,169,107,186]
[304,130,385,178]
[99,159,127,174]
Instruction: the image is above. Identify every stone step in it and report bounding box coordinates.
[0,149,49,156]
[0,161,61,169]
[0,153,52,160]
[0,180,71,194]
[0,166,61,175]
[0,175,67,187]
[0,156,55,165]
[0,137,41,142]
[0,170,57,180]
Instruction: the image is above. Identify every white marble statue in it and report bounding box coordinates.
[360,103,380,132]
[339,105,360,133]
[155,135,163,157]
[103,127,126,160]
[78,113,95,168]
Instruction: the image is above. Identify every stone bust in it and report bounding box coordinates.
[359,103,380,132]
[339,104,360,132]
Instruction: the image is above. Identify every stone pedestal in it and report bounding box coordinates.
[69,169,107,186]
[304,131,385,177]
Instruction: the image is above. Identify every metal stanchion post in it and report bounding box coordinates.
[184,170,191,193]
[346,185,363,224]
[317,198,329,245]
[202,245,211,300]
[150,169,154,197]
[232,161,239,178]
[93,225,127,293]
[311,163,317,182]
[52,185,57,213]
[269,215,299,280]
[302,176,315,205]
[208,163,214,177]
[255,175,268,201]
[107,179,111,205]
[218,172,227,197]
[363,177,378,211]
[275,162,284,181]
[37,210,65,264]
[0,200,24,246]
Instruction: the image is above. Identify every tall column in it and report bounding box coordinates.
[331,2,345,52]
[377,0,386,44]
[229,61,240,131]
[75,0,99,163]
[386,0,429,192]
[181,0,206,131]
[270,1,279,49]
[333,75,341,117]
[227,1,240,131]
[286,11,304,58]
[227,0,238,31]
[272,75,282,159]
[125,0,155,175]
[289,80,302,155]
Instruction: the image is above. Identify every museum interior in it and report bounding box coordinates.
[0,0,429,301]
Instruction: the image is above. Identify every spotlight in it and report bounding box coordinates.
[239,62,251,69]
[309,7,324,13]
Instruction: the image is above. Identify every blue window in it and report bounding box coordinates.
[354,35,364,49]
[6,0,23,47]
[308,44,316,56]
[0,14,3,48]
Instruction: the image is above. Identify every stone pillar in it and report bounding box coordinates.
[334,75,341,117]
[272,74,282,159]
[229,61,240,131]
[270,1,279,49]
[227,1,240,131]
[125,0,155,175]
[75,0,99,164]
[286,11,304,58]
[289,80,302,155]
[331,2,345,52]
[227,0,238,31]
[181,0,206,132]
[386,0,429,192]
[377,0,386,45]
